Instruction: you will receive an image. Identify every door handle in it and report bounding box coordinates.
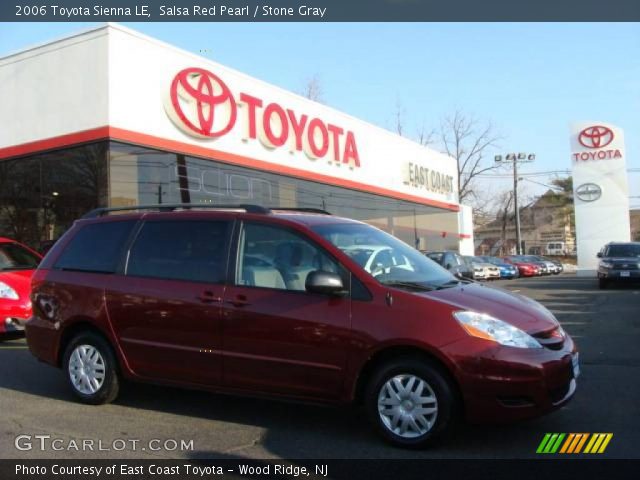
[226,296,251,308]
[197,291,223,304]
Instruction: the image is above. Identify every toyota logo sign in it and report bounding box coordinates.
[167,67,237,138]
[575,183,602,202]
[164,67,361,168]
[578,126,614,149]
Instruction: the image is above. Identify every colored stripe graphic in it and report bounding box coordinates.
[536,433,565,453]
[536,433,552,453]
[539,433,613,454]
[559,433,575,453]
[573,433,589,453]
[584,433,614,454]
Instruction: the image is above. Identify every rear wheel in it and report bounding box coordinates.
[365,357,456,448]
[63,332,120,405]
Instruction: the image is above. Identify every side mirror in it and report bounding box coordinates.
[596,252,602,258]
[305,271,346,296]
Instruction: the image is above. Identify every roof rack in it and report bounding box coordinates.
[81,204,332,219]
[270,207,332,215]
[81,204,270,219]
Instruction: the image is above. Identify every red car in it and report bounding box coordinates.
[502,256,540,277]
[0,238,42,336]
[26,205,578,448]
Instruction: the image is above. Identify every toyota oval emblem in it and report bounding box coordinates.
[575,183,602,202]
[165,67,237,138]
[578,126,614,149]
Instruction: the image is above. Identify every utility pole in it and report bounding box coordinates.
[513,159,521,255]
[495,153,535,255]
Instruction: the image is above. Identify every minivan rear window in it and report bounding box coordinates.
[126,220,231,283]
[54,220,136,273]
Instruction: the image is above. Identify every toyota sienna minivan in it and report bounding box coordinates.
[26,205,578,448]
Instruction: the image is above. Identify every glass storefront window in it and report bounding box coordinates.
[0,140,460,253]
[0,143,108,250]
[108,142,460,251]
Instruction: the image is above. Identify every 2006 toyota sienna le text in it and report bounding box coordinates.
[26,205,578,448]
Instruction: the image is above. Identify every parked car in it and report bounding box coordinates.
[26,205,578,448]
[460,255,486,280]
[597,242,640,289]
[0,238,42,337]
[502,256,541,277]
[530,255,563,275]
[476,256,519,279]
[509,255,551,275]
[463,256,500,281]
[423,250,474,280]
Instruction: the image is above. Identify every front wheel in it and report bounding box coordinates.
[598,277,608,290]
[364,357,456,448]
[63,332,120,405]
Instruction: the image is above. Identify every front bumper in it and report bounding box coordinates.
[598,269,640,281]
[444,335,577,423]
[0,299,32,334]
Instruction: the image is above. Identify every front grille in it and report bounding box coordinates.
[497,396,535,408]
[614,263,639,270]
[532,327,565,350]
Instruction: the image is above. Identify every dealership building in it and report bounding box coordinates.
[0,24,472,252]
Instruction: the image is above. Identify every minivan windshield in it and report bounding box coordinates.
[0,242,40,271]
[313,223,456,290]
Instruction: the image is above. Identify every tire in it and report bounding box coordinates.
[364,356,457,448]
[598,277,608,290]
[62,331,120,405]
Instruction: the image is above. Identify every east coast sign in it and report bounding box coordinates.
[164,67,361,168]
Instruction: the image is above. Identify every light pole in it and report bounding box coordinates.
[494,153,535,255]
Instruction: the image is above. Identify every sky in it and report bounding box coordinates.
[1,22,639,208]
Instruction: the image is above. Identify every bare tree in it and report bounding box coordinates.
[301,74,324,102]
[415,121,436,146]
[393,99,406,136]
[439,110,501,203]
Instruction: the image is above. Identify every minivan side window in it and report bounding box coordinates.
[54,220,136,273]
[127,220,231,283]
[237,223,341,292]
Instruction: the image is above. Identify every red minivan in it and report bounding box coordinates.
[26,205,578,448]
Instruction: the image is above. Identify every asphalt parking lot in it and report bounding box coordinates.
[1,274,639,459]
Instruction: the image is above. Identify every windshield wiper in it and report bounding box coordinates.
[434,279,462,289]
[380,281,436,291]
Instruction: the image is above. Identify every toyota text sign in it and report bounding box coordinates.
[165,67,361,168]
[572,125,622,161]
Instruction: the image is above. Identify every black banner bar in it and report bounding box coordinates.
[3,459,640,480]
[2,0,640,22]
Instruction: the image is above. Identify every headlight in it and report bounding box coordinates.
[453,311,542,349]
[0,281,19,300]
[600,261,613,269]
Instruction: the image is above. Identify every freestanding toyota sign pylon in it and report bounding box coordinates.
[570,122,631,274]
